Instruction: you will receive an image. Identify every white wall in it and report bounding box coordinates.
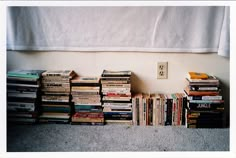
[7,51,230,124]
[7,51,229,92]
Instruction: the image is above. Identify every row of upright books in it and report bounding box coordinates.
[7,70,226,128]
[132,93,187,126]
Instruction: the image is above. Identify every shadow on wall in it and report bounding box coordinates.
[130,72,148,94]
[221,81,230,128]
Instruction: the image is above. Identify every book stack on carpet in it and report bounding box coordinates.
[101,70,132,125]
[39,70,76,123]
[71,76,104,125]
[7,70,45,124]
[184,72,225,128]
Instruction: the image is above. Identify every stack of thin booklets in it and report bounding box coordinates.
[39,70,76,123]
[7,70,45,124]
[71,76,104,125]
[184,72,225,128]
[101,70,132,125]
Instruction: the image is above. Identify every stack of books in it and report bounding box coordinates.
[184,72,225,128]
[101,70,132,125]
[7,70,45,124]
[71,76,104,125]
[132,93,187,126]
[39,70,76,123]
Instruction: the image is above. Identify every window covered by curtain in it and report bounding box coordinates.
[7,6,230,57]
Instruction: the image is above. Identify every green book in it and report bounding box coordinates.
[7,70,46,79]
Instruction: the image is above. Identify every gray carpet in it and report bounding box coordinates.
[7,124,229,152]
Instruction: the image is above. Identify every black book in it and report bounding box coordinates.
[165,97,173,126]
[188,102,224,111]
[7,79,40,85]
[182,96,187,125]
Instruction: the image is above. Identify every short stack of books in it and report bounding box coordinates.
[39,70,76,123]
[7,70,45,124]
[184,72,225,128]
[132,93,187,126]
[101,70,132,125]
[71,76,104,125]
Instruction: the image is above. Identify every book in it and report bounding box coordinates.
[7,79,40,85]
[41,106,71,113]
[187,95,223,100]
[72,112,104,118]
[71,76,100,83]
[186,110,224,119]
[71,117,104,123]
[7,70,45,79]
[38,118,70,124]
[188,72,208,79]
[188,102,224,111]
[102,70,132,77]
[186,75,219,83]
[8,117,37,123]
[7,91,38,98]
[42,70,76,78]
[165,94,173,126]
[189,85,219,91]
[104,120,133,125]
[184,86,220,96]
[39,112,70,119]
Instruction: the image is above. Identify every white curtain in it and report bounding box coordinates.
[7,6,230,57]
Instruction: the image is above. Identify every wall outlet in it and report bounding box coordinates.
[157,62,168,79]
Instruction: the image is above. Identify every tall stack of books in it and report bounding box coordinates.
[184,72,224,128]
[132,93,187,126]
[39,70,76,123]
[7,70,45,124]
[101,70,132,125]
[71,76,104,125]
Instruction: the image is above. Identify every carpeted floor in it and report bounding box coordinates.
[7,124,229,152]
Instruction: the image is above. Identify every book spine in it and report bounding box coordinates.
[188,95,223,100]
[188,102,224,111]
[165,98,172,126]
[132,98,137,125]
[152,98,156,126]
[139,96,143,126]
[143,98,146,126]
[148,98,153,126]
[136,98,140,125]
[182,96,187,125]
